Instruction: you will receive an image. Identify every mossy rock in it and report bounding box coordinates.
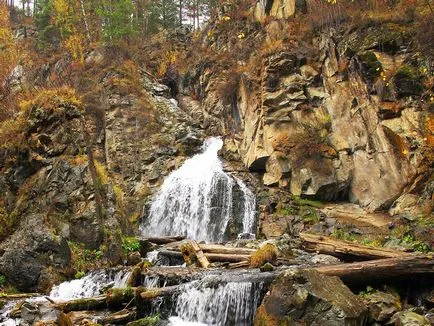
[260,262,275,272]
[394,65,424,98]
[359,51,382,82]
[126,315,160,326]
[341,24,410,56]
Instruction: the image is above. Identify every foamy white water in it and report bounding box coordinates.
[169,317,207,326]
[141,137,256,242]
[175,281,263,326]
[49,269,131,300]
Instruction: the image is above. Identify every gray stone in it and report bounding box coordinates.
[255,269,368,325]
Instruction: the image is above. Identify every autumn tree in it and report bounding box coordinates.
[0,1,19,85]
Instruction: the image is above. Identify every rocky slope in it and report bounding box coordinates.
[0,52,205,291]
[176,0,433,242]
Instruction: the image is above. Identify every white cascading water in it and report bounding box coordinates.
[140,137,256,242]
[49,269,131,300]
[174,281,263,326]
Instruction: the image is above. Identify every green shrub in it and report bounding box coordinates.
[122,237,140,253]
[0,275,6,288]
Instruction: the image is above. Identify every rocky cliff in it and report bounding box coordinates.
[179,0,433,214]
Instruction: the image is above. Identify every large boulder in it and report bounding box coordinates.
[255,269,368,325]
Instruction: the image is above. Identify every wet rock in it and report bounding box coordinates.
[0,213,71,292]
[255,269,368,325]
[391,310,430,326]
[310,254,340,265]
[20,301,39,326]
[361,290,401,322]
[127,251,142,266]
[260,262,275,272]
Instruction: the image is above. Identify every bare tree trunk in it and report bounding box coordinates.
[79,0,91,42]
[178,0,182,26]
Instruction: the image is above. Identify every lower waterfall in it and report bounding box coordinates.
[140,137,256,242]
[174,281,263,326]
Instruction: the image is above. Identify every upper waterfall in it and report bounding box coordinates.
[140,137,256,242]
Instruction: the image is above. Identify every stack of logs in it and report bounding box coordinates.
[2,233,433,325]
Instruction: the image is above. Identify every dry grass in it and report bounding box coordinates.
[250,243,278,268]
[19,86,81,114]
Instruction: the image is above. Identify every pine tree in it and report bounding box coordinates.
[97,0,137,43]
[34,0,61,50]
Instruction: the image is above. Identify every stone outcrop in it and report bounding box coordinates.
[181,18,433,213]
[0,51,204,291]
[254,269,368,325]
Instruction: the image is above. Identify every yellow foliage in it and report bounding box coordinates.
[0,3,9,28]
[19,87,81,113]
[157,50,178,77]
[94,161,109,185]
[70,154,88,166]
[0,117,26,150]
[250,243,278,268]
[64,34,85,64]
[0,3,19,84]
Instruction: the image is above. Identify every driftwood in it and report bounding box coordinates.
[313,255,434,283]
[180,240,210,268]
[159,249,250,263]
[300,232,410,260]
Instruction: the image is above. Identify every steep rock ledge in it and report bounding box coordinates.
[179,5,433,213]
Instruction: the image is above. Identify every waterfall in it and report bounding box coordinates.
[174,281,263,326]
[49,269,131,300]
[141,137,256,242]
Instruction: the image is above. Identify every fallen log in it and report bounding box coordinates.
[143,236,185,245]
[56,288,135,313]
[300,232,411,260]
[313,255,434,284]
[180,240,210,268]
[0,293,41,300]
[165,243,256,256]
[97,309,136,324]
[159,249,250,263]
[139,284,182,300]
[228,261,250,269]
[57,295,107,313]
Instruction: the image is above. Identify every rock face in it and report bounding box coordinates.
[181,17,433,213]
[0,52,204,291]
[254,269,368,325]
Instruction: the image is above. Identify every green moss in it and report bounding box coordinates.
[394,65,424,97]
[299,206,320,224]
[359,51,383,81]
[74,271,85,279]
[0,274,6,288]
[293,196,325,209]
[127,315,160,326]
[331,228,357,242]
